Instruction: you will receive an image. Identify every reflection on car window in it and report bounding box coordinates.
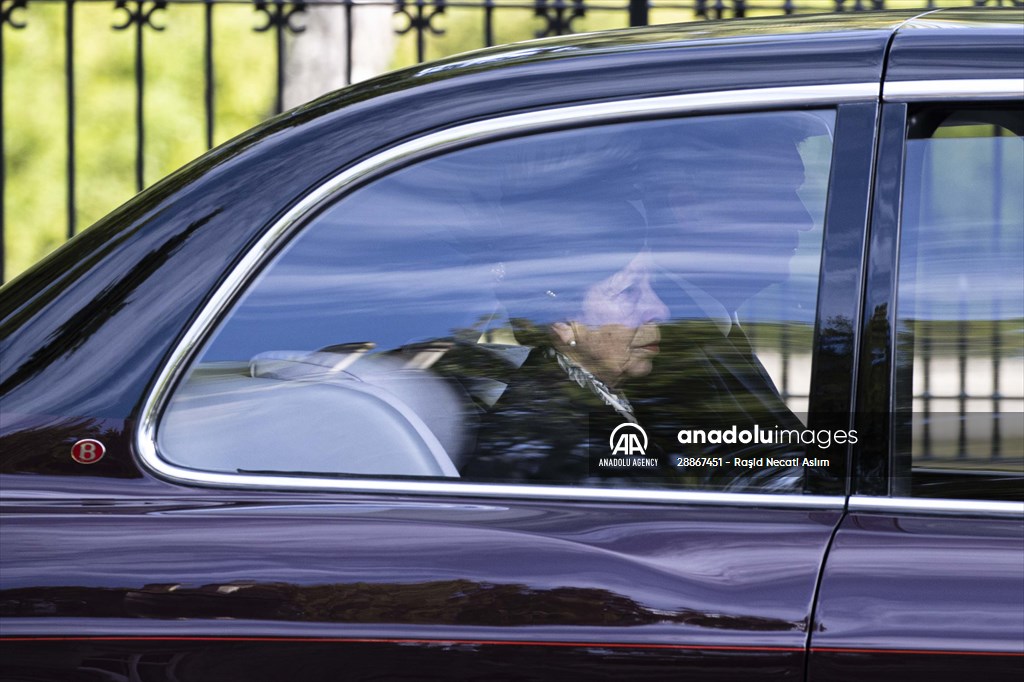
[159,110,838,493]
[895,106,1024,501]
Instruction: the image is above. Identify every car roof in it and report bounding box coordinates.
[310,11,914,114]
[888,8,1024,83]
[402,11,917,76]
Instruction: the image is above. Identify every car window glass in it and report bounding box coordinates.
[159,110,838,493]
[894,106,1024,501]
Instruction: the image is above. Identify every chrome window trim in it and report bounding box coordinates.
[136,82,877,505]
[883,78,1024,101]
[850,496,1024,517]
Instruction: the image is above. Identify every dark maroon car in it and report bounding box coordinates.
[1,8,1022,681]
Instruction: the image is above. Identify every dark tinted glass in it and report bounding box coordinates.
[895,106,1024,501]
[160,110,837,492]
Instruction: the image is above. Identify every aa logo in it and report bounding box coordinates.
[609,423,648,456]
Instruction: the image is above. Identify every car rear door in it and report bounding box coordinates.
[808,12,1024,681]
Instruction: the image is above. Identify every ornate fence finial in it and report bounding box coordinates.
[534,0,586,38]
[394,0,447,39]
[1,0,29,29]
[112,0,168,32]
[254,1,307,35]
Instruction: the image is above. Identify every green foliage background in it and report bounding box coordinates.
[3,0,970,280]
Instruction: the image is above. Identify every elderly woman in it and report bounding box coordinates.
[460,198,668,483]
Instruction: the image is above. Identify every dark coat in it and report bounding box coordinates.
[632,318,808,492]
[460,347,650,483]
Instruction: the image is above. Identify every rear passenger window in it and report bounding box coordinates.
[895,105,1024,500]
[157,110,840,493]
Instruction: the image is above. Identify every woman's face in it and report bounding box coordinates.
[557,252,669,386]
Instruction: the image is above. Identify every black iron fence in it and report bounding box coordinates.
[6,0,1022,283]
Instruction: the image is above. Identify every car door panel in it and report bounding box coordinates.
[808,511,1024,681]
[809,16,1024,680]
[1,493,841,679]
